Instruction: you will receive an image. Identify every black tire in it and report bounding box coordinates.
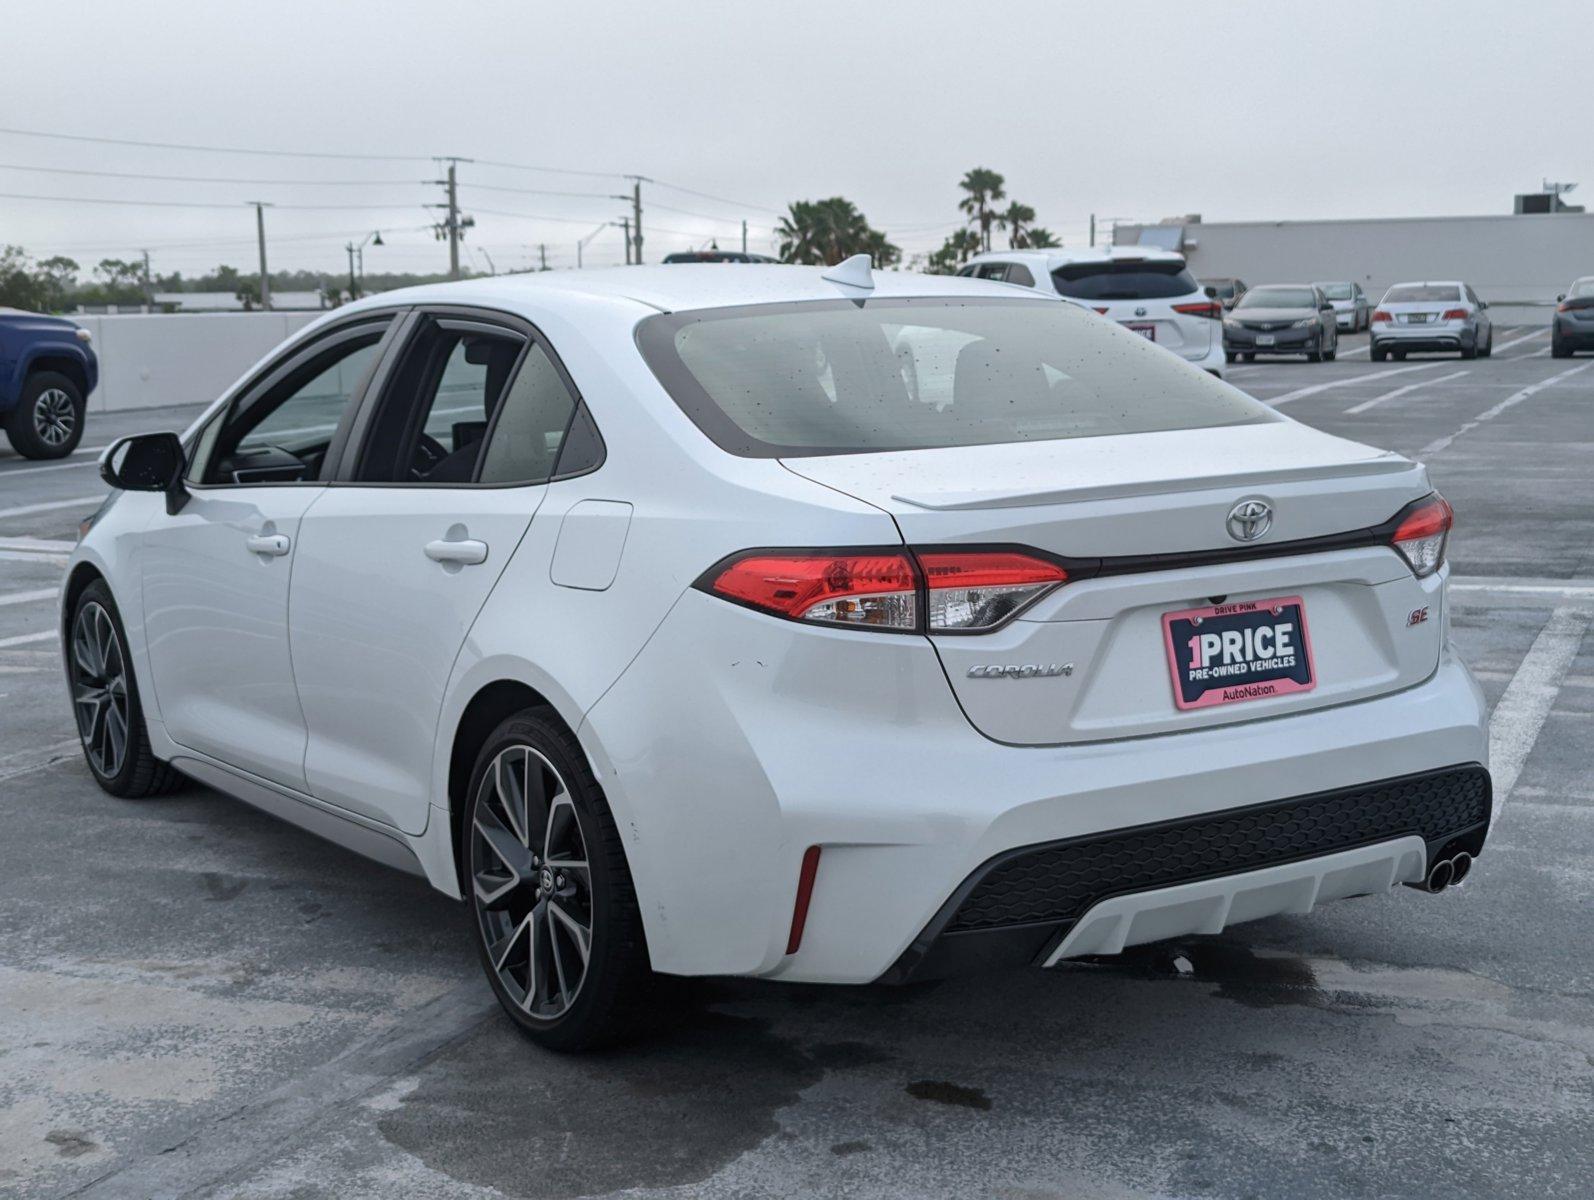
[1551,336,1571,359]
[1393,349,1408,361]
[1306,338,1323,364]
[1371,343,1388,362]
[465,706,665,1051]
[1324,347,1337,362]
[67,580,185,798]
[1460,339,1478,360]
[4,371,86,460]
[1241,352,1255,362]
[1224,351,1236,364]
[1479,329,1493,358]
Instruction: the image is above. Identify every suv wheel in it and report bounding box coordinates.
[68,581,185,797]
[5,371,86,460]
[465,707,664,1051]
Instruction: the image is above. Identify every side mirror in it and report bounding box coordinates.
[1479,300,1489,310]
[1204,285,1218,299]
[101,432,189,515]
[1557,293,1566,302]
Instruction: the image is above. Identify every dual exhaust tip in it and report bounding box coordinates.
[1408,851,1473,893]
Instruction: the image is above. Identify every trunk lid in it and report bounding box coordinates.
[783,423,1443,744]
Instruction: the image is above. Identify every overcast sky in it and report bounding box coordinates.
[1,0,1586,278]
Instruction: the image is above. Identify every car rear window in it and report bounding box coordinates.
[1318,283,1353,300]
[1050,259,1198,300]
[1384,284,1461,303]
[1569,279,1594,298]
[635,297,1273,458]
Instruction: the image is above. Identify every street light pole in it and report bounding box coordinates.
[248,201,273,309]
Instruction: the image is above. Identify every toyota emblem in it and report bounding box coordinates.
[1134,306,1148,317]
[1226,499,1272,542]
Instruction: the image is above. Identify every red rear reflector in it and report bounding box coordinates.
[785,845,822,954]
[1441,308,1468,321]
[1172,300,1222,319]
[706,552,917,629]
[1093,306,1109,315]
[1372,309,1393,323]
[1558,302,1572,313]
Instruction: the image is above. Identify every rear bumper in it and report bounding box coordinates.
[1372,323,1474,351]
[883,763,1489,982]
[585,590,1490,985]
[1552,319,1594,346]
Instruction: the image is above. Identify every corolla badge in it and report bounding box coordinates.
[1226,498,1273,542]
[967,663,1074,679]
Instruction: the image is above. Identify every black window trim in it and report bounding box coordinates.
[184,311,405,491]
[332,302,606,490]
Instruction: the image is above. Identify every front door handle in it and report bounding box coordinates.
[245,533,291,557]
[424,538,488,566]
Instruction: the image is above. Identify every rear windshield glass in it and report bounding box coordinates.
[1384,284,1460,303]
[1237,286,1316,309]
[1317,283,1353,300]
[1050,260,1198,300]
[1569,279,1594,298]
[635,298,1274,458]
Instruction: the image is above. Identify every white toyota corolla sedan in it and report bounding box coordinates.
[64,260,1491,1049]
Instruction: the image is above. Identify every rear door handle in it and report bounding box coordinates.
[245,533,291,557]
[424,538,488,566]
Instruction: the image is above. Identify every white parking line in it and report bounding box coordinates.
[1265,361,1447,406]
[1343,369,1471,415]
[1488,605,1591,812]
[0,630,58,649]
[1492,328,1548,357]
[0,496,102,520]
[0,588,56,608]
[0,536,78,553]
[0,446,111,477]
[1418,361,1594,457]
[1451,579,1594,601]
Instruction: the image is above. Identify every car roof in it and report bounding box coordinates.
[1385,280,1466,287]
[334,263,1047,320]
[968,245,1187,269]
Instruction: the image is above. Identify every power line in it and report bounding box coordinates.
[647,177,781,214]
[0,190,434,212]
[470,156,624,180]
[0,125,430,162]
[0,162,430,187]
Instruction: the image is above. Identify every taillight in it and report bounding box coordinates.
[1372,309,1393,323]
[1441,308,1468,321]
[1172,300,1222,319]
[918,550,1067,631]
[705,552,918,630]
[1092,306,1109,315]
[1388,493,1453,578]
[1557,301,1572,313]
[699,547,1068,633]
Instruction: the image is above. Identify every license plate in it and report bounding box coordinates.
[1407,314,1428,324]
[1256,334,1276,346]
[1125,323,1156,341]
[1162,596,1316,711]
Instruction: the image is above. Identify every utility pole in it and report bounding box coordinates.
[741,219,747,255]
[538,243,548,271]
[345,242,358,300]
[630,176,645,264]
[249,202,272,309]
[1089,213,1096,247]
[430,157,475,279]
[620,217,632,265]
[140,249,153,309]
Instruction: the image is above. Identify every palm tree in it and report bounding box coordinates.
[957,168,1006,253]
[777,197,897,267]
[926,228,984,275]
[997,202,1035,249]
[1024,227,1060,249]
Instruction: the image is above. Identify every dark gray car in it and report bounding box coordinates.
[1223,284,1339,363]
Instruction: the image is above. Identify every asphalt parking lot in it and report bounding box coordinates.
[2,327,1591,1199]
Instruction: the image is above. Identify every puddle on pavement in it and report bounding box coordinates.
[1087,940,1323,1009]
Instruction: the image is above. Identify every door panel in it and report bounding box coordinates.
[141,488,321,786]
[288,488,542,832]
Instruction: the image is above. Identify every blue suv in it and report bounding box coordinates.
[1,309,98,458]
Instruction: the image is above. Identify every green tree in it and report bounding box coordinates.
[777,197,897,267]
[926,227,983,274]
[957,168,1006,253]
[34,256,80,310]
[0,245,47,310]
[1024,227,1060,249]
[997,202,1035,249]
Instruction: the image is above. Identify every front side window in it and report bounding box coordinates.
[637,297,1274,458]
[200,323,388,484]
[1237,286,1317,310]
[1051,259,1197,300]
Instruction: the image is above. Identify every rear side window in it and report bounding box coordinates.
[636,297,1273,458]
[1051,260,1197,300]
[1006,263,1036,287]
[478,344,581,484]
[1384,284,1461,303]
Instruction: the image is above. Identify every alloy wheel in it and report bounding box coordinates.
[33,388,77,448]
[70,602,130,778]
[471,744,593,1020]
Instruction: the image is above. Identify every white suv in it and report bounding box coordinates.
[961,246,1227,377]
[68,262,1488,1049]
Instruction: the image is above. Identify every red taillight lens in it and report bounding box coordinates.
[701,548,1069,632]
[1172,300,1222,319]
[1092,306,1110,315]
[706,552,918,629]
[918,550,1067,631]
[1372,308,1393,323]
[1557,301,1572,313]
[1388,493,1453,578]
[1441,308,1468,321]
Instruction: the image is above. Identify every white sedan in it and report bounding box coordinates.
[66,260,1490,1049]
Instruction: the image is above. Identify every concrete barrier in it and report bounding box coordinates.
[73,312,324,413]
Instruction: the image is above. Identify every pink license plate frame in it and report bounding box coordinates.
[1161,595,1317,711]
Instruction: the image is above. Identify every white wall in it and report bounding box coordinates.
[1115,213,1594,324]
[73,312,323,413]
